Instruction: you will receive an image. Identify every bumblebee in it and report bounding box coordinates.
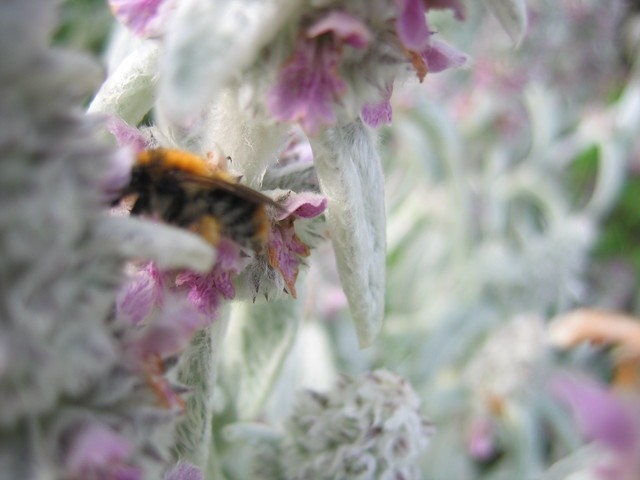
[115,148,279,249]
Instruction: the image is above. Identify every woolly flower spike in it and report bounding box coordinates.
[239,191,327,300]
[267,4,466,133]
[0,0,120,428]
[464,315,548,405]
[267,11,372,135]
[281,370,435,480]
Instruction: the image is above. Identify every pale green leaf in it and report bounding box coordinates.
[221,298,301,419]
[310,120,386,348]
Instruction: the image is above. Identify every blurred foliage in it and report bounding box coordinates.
[53,0,113,53]
[596,176,640,279]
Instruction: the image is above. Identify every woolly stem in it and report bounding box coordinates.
[174,309,231,473]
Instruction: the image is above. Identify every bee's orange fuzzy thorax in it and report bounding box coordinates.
[137,149,213,177]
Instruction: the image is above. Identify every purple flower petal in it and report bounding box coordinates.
[550,374,639,453]
[267,223,310,298]
[128,300,208,359]
[106,116,150,152]
[101,147,135,201]
[307,11,372,49]
[267,39,345,135]
[361,83,394,128]
[426,0,466,20]
[66,424,141,480]
[165,463,203,480]
[175,239,243,316]
[395,0,430,51]
[276,192,327,221]
[109,0,167,37]
[116,263,165,326]
[420,38,468,73]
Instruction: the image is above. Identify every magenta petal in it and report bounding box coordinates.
[268,226,309,297]
[109,0,166,37]
[277,192,327,221]
[426,0,466,20]
[267,40,345,135]
[106,116,150,152]
[395,0,430,51]
[420,38,468,73]
[101,148,135,200]
[112,465,145,480]
[66,425,139,479]
[116,263,165,326]
[131,301,208,358]
[361,83,394,128]
[165,463,203,480]
[174,240,242,316]
[307,11,372,49]
[551,374,639,452]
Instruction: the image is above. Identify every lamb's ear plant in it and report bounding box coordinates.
[10,0,640,478]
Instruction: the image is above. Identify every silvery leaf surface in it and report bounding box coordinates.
[310,120,386,348]
[88,42,160,124]
[221,298,301,419]
[97,215,216,272]
[483,0,528,45]
[160,0,303,122]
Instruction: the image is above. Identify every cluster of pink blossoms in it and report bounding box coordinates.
[110,0,468,134]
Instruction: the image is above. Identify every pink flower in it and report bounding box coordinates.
[420,38,468,74]
[394,0,468,81]
[267,11,371,135]
[550,374,640,479]
[267,192,327,298]
[361,84,394,128]
[395,0,431,51]
[267,39,345,135]
[126,299,208,360]
[306,11,372,49]
[116,263,165,327]
[175,239,244,316]
[106,116,151,153]
[395,0,466,51]
[276,191,327,221]
[267,221,310,298]
[550,374,639,452]
[109,0,169,37]
[65,424,142,480]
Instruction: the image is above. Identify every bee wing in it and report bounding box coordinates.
[177,171,284,210]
